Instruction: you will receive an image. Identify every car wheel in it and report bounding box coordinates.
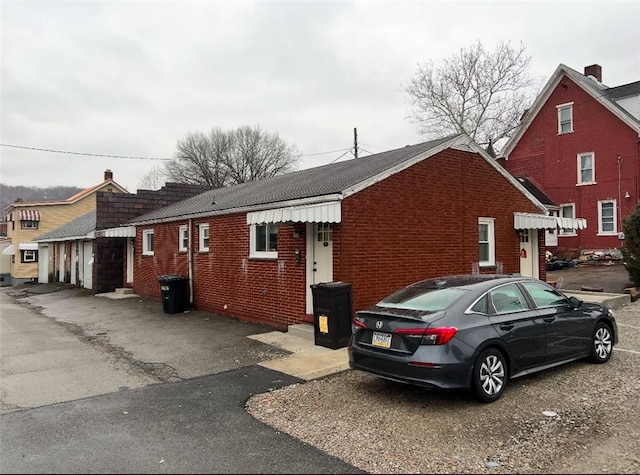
[472,348,507,403]
[589,322,613,363]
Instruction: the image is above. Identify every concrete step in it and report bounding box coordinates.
[287,323,314,342]
[115,288,133,295]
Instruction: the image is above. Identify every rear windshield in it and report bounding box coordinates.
[378,287,467,311]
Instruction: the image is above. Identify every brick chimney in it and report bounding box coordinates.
[584,64,602,82]
[104,169,113,181]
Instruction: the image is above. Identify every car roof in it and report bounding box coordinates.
[408,274,539,292]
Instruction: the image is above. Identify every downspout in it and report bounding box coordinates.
[188,218,194,306]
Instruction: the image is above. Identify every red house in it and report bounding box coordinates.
[127,135,580,330]
[500,63,640,257]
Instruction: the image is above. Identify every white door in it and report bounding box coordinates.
[306,223,334,313]
[519,229,538,278]
[38,245,49,283]
[83,241,93,289]
[126,238,134,284]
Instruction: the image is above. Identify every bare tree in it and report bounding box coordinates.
[138,165,167,191]
[404,40,536,150]
[165,126,300,187]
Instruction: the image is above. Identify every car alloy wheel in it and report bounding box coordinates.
[590,322,613,363]
[473,348,507,403]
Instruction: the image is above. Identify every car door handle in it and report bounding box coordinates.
[543,317,556,323]
[499,323,514,331]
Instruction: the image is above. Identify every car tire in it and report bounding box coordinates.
[472,348,507,403]
[589,322,614,364]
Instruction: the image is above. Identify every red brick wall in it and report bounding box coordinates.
[133,148,544,328]
[504,75,639,250]
[335,148,542,311]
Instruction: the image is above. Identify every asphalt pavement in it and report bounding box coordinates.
[0,285,362,473]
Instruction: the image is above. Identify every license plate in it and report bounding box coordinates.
[372,331,392,348]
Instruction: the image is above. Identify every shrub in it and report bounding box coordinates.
[622,203,640,286]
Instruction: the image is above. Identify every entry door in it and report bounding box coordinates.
[306,223,334,313]
[82,241,93,289]
[519,229,538,278]
[70,242,78,285]
[126,238,134,284]
[38,245,49,283]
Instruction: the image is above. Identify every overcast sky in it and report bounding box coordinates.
[1,0,639,192]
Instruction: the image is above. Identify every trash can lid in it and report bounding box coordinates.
[157,274,189,282]
[311,281,351,289]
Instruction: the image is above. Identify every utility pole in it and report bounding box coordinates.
[353,127,358,159]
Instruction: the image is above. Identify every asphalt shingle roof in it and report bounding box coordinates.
[130,135,458,224]
[35,211,96,241]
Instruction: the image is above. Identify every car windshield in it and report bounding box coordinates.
[378,287,467,311]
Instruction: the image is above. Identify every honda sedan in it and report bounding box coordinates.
[348,274,617,402]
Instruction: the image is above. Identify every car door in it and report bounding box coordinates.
[487,283,547,371]
[519,281,592,363]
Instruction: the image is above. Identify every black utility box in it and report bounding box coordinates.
[310,281,353,349]
[157,274,190,314]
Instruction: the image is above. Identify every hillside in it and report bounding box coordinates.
[0,183,83,212]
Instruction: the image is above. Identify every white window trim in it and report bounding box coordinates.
[559,203,577,236]
[199,224,210,252]
[142,229,154,256]
[249,224,278,259]
[22,249,37,262]
[597,199,617,236]
[179,225,188,252]
[478,217,495,267]
[557,102,574,134]
[576,152,596,185]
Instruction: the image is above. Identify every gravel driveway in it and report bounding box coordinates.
[246,301,640,474]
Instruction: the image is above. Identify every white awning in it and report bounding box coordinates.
[19,242,39,250]
[94,226,136,238]
[556,216,587,230]
[246,202,341,225]
[2,244,14,255]
[514,212,587,230]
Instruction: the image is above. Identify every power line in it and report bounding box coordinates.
[1,143,175,161]
[1,142,353,161]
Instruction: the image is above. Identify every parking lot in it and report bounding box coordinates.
[2,264,639,474]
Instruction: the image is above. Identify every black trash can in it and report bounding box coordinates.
[157,274,190,314]
[310,282,353,349]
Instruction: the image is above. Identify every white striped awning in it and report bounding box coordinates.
[514,212,587,230]
[2,244,15,255]
[247,202,341,225]
[19,242,39,250]
[94,226,136,238]
[20,210,41,221]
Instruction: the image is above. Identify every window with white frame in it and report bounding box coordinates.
[577,152,595,185]
[559,204,576,236]
[179,225,188,252]
[21,220,38,229]
[142,229,154,255]
[557,103,573,134]
[598,200,617,235]
[250,223,278,259]
[478,218,495,267]
[21,250,37,263]
[199,224,210,252]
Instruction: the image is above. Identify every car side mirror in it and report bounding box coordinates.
[567,296,583,309]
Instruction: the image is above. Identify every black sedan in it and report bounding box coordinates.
[348,274,617,402]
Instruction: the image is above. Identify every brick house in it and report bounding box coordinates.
[34,182,211,292]
[499,63,640,257]
[2,170,128,285]
[126,134,582,330]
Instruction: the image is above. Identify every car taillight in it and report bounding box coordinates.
[352,317,366,333]
[395,326,457,345]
